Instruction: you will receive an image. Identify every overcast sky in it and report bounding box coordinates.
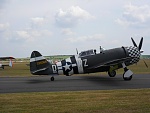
[0,0,150,58]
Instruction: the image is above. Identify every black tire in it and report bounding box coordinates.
[123,74,132,81]
[51,77,54,81]
[108,70,116,77]
[65,72,71,76]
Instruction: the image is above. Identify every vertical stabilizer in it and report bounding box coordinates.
[30,51,53,75]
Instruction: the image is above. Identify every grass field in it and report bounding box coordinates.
[0,60,150,113]
[0,89,150,113]
[0,62,31,77]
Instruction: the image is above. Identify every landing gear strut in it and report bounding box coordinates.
[122,62,133,81]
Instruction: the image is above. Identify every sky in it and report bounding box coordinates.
[0,0,150,58]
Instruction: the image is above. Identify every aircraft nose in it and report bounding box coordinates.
[126,46,141,64]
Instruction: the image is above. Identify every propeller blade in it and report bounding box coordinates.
[131,37,137,47]
[143,60,148,68]
[140,50,144,53]
[138,37,143,51]
[76,48,78,55]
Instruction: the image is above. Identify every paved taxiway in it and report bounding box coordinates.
[0,74,150,93]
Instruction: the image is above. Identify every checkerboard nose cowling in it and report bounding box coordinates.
[126,46,141,64]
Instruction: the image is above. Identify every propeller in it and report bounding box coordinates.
[131,37,148,68]
[131,37,143,51]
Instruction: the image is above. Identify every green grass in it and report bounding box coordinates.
[0,62,32,77]
[0,89,150,113]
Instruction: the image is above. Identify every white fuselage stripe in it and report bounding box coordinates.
[56,61,63,75]
[75,55,84,74]
[30,56,46,62]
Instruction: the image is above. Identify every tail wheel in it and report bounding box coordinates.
[51,77,54,81]
[65,72,71,76]
[108,70,116,77]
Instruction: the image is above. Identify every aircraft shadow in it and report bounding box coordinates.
[27,79,51,84]
[79,75,125,86]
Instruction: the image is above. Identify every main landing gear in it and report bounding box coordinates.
[108,70,116,77]
[108,63,133,81]
[122,62,133,81]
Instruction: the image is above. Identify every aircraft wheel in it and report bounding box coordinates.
[51,77,54,81]
[108,70,116,77]
[123,74,132,81]
[65,72,69,76]
[66,73,71,76]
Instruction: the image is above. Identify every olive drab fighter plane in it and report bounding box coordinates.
[30,37,145,81]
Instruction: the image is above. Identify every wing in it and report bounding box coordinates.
[87,57,132,69]
[1,64,9,66]
[0,57,15,60]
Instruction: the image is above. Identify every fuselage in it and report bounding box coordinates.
[56,46,141,75]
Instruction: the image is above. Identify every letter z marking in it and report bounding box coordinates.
[83,59,88,67]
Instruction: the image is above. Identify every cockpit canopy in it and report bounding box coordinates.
[79,49,95,57]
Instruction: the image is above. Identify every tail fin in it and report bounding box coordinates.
[30,51,54,75]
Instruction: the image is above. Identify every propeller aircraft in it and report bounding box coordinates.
[30,37,145,81]
[0,57,15,69]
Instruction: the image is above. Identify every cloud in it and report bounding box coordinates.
[31,17,48,27]
[0,16,52,43]
[66,34,105,43]
[16,30,33,41]
[0,0,7,9]
[61,28,75,36]
[0,23,9,31]
[55,6,95,27]
[14,29,52,42]
[116,4,150,28]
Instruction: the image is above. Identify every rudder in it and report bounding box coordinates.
[30,51,53,75]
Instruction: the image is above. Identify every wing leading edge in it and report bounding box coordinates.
[0,57,15,60]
